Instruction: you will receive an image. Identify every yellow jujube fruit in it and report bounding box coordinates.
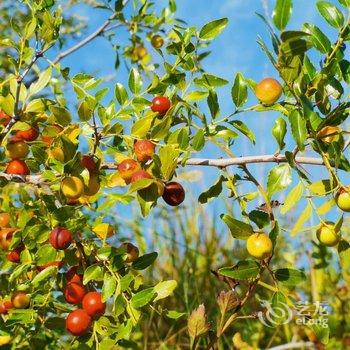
[61,176,84,200]
[246,233,273,260]
[93,223,115,239]
[255,78,282,106]
[316,222,340,247]
[6,140,29,159]
[49,147,65,163]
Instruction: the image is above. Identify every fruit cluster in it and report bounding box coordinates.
[1,219,140,337]
[3,114,39,175]
[117,96,185,207]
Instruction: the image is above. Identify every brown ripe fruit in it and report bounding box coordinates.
[117,159,141,184]
[162,182,185,206]
[6,159,30,175]
[66,266,83,284]
[121,242,139,263]
[317,126,340,144]
[0,300,13,314]
[15,126,39,142]
[64,282,86,304]
[6,139,29,159]
[6,244,24,263]
[151,35,164,49]
[0,213,10,227]
[82,292,106,317]
[255,78,282,106]
[49,227,73,250]
[0,228,17,250]
[134,140,155,162]
[0,111,11,126]
[151,96,171,116]
[11,292,30,309]
[66,309,92,336]
[81,155,98,173]
[130,170,153,184]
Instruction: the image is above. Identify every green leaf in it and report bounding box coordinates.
[274,268,306,286]
[199,175,225,204]
[271,292,290,324]
[128,68,142,94]
[159,145,180,181]
[78,100,93,121]
[102,273,117,302]
[280,38,311,56]
[338,239,350,274]
[154,280,177,302]
[194,74,228,88]
[219,260,260,280]
[273,0,293,30]
[83,264,104,284]
[281,182,304,214]
[185,91,208,101]
[29,67,52,96]
[49,106,72,126]
[221,214,254,239]
[303,23,331,53]
[131,115,154,138]
[31,266,57,286]
[132,252,158,270]
[311,324,330,344]
[231,73,247,108]
[267,164,292,198]
[115,83,128,105]
[317,1,344,28]
[129,178,156,193]
[230,120,255,144]
[338,0,350,8]
[289,109,308,151]
[309,179,333,195]
[166,310,187,319]
[131,288,155,308]
[192,129,205,151]
[291,203,312,236]
[272,117,287,150]
[248,210,270,229]
[199,18,228,40]
[207,89,219,119]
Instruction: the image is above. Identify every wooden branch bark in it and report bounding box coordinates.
[0,154,331,186]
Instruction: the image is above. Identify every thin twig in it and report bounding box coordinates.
[52,14,117,65]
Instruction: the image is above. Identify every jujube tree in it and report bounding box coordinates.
[0,0,349,349]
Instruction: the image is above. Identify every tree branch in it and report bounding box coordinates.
[0,154,332,186]
[99,154,326,170]
[52,15,117,65]
[267,342,316,350]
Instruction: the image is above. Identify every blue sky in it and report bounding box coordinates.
[49,0,349,239]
